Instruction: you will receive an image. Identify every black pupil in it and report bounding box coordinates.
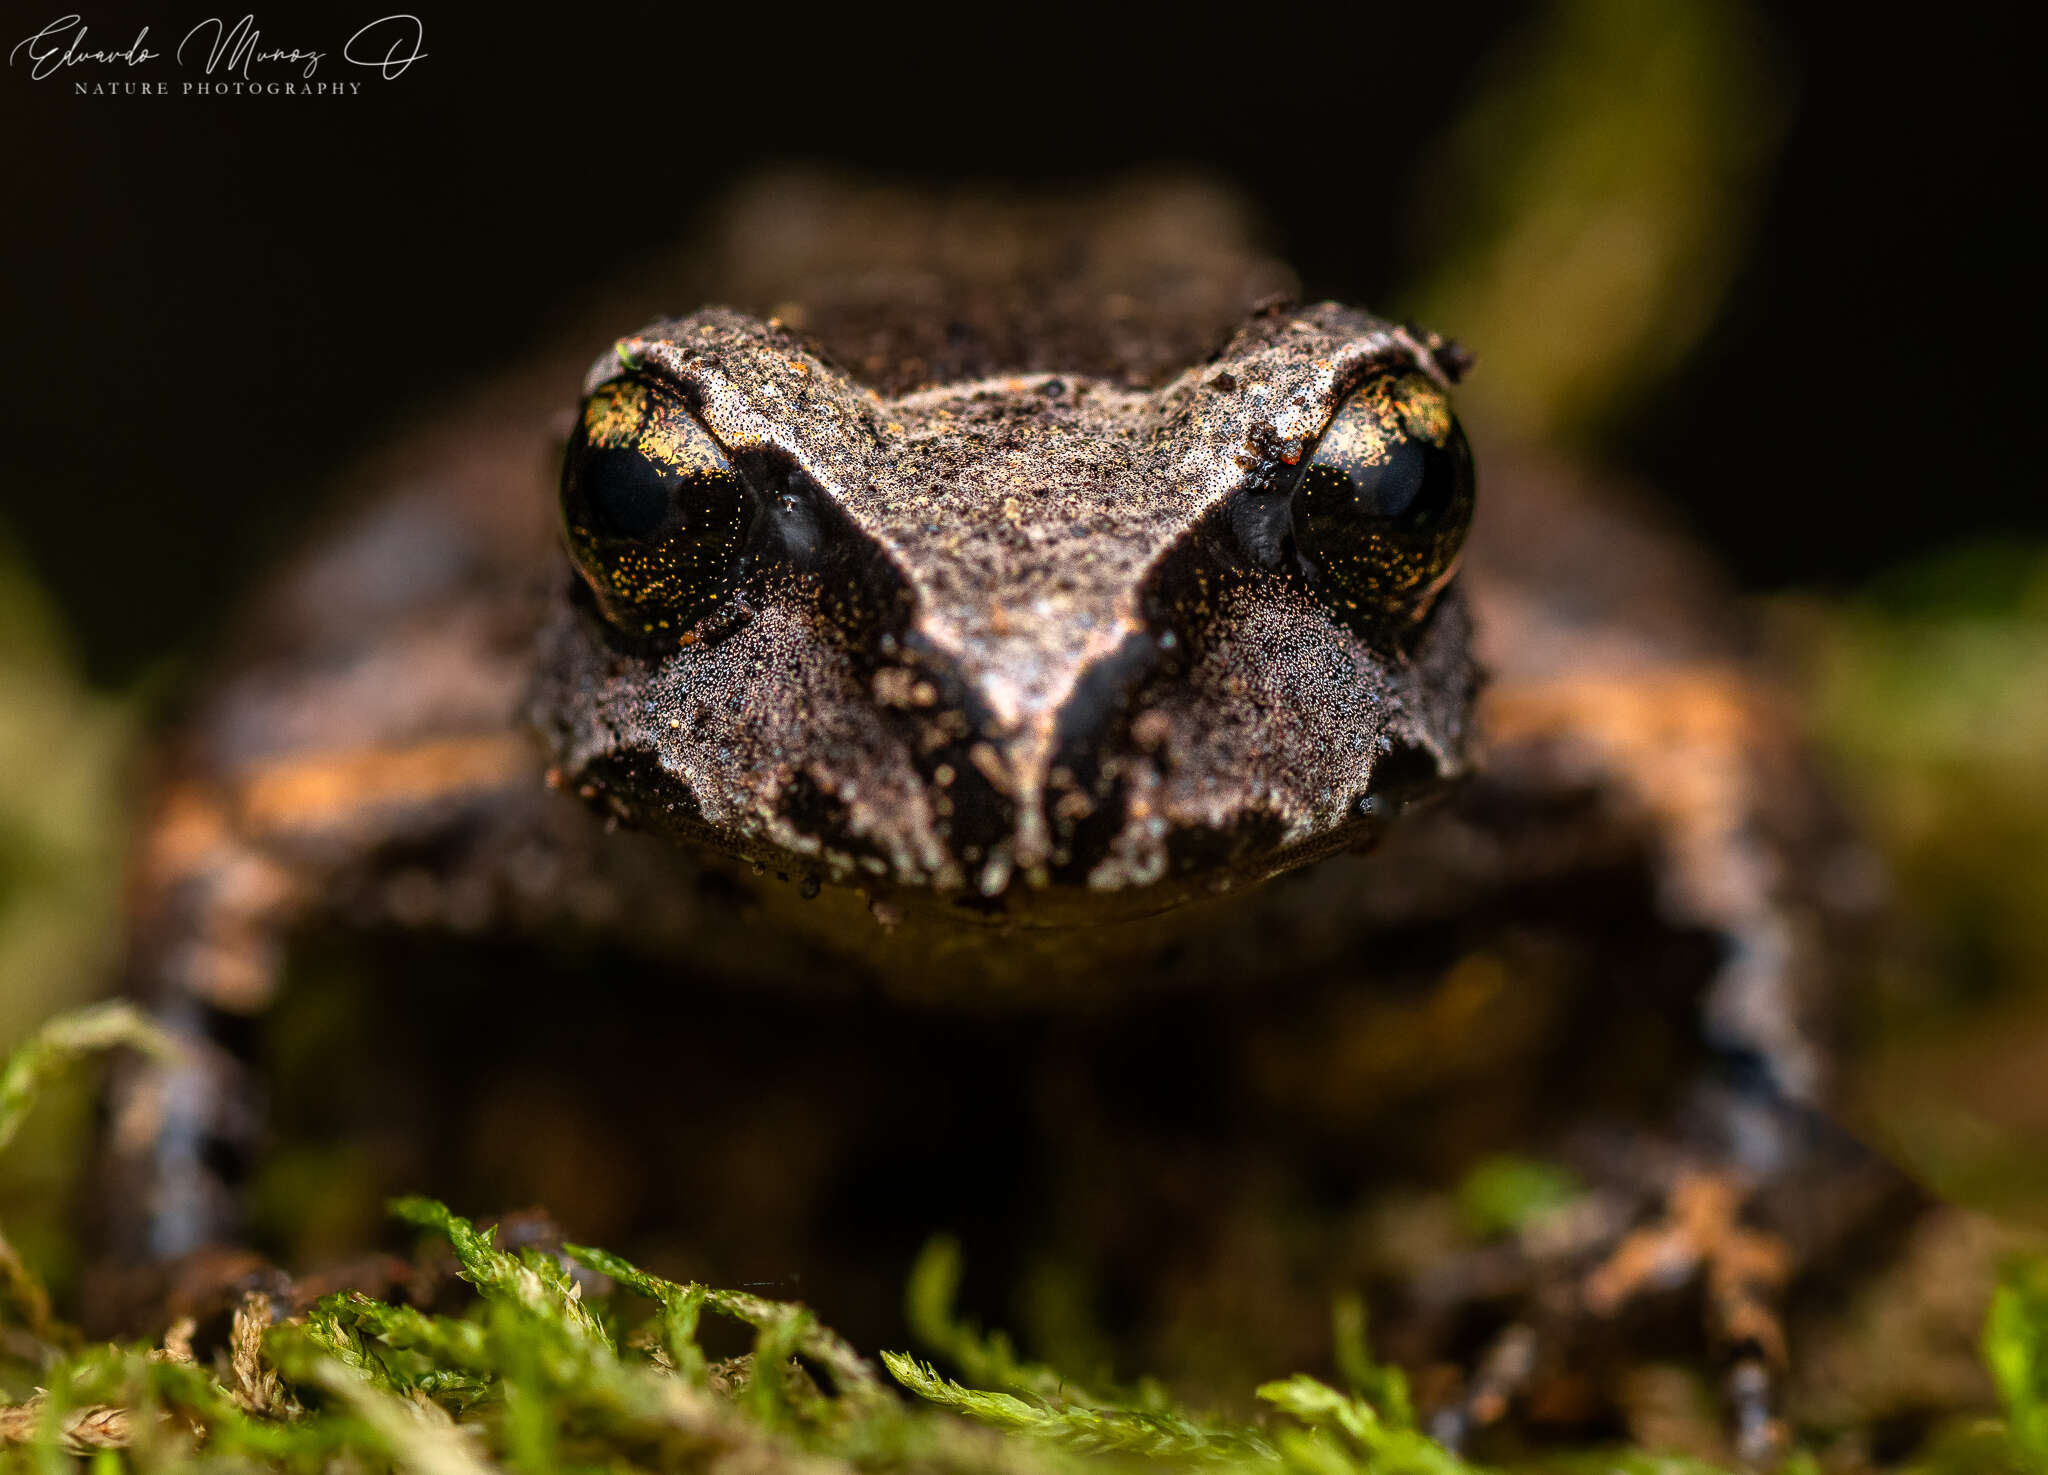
[584,447,675,539]
[1341,438,1454,531]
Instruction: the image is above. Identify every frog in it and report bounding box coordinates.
[97,173,1919,1463]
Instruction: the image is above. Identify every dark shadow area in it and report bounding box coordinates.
[3,2,2037,682]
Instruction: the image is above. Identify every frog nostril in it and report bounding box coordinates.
[878,628,1166,890]
[1050,629,1160,758]
[934,750,1015,869]
[1048,771,1130,882]
[1037,630,1162,881]
[868,648,1020,873]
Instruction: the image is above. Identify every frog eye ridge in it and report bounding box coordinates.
[1284,370,1476,635]
[559,376,756,644]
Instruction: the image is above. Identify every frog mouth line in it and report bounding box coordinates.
[664,800,1390,933]
[817,811,1390,932]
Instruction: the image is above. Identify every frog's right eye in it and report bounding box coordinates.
[560,378,755,642]
[1283,370,1474,635]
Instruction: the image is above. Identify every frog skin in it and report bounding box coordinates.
[100,175,1915,1461]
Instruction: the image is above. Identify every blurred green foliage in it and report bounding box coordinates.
[1788,545,2048,1227]
[0,537,132,1295]
[0,539,130,1044]
[1985,1256,2048,1468]
[1808,545,2048,1005]
[1453,1158,1585,1241]
[1401,0,1786,443]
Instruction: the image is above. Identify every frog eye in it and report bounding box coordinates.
[560,377,755,643]
[1287,371,1475,633]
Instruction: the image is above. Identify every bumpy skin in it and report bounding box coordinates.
[102,175,1909,1459]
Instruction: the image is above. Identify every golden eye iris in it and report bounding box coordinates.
[1290,372,1475,632]
[560,378,755,642]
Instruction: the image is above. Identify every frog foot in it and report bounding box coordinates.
[1418,1165,1794,1467]
[81,1244,414,1343]
[1579,1168,1793,1465]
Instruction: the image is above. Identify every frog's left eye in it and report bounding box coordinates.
[1287,371,1475,633]
[560,377,756,643]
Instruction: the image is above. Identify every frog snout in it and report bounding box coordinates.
[870,623,1167,895]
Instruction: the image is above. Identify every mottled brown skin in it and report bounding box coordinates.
[101,175,1914,1461]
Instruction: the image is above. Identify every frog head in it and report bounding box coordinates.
[539,301,1476,921]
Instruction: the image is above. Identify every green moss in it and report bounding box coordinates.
[5,1004,2047,1474]
[0,1006,1501,1473]
[0,1003,2031,1475]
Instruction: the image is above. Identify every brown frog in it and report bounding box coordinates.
[100,175,1915,1461]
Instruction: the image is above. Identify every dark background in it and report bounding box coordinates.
[2,1,2037,685]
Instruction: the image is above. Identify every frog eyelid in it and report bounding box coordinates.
[1291,355,1463,477]
[1206,356,1429,511]
[1204,356,1473,638]
[586,370,729,457]
[1311,352,1445,443]
[585,366,879,499]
